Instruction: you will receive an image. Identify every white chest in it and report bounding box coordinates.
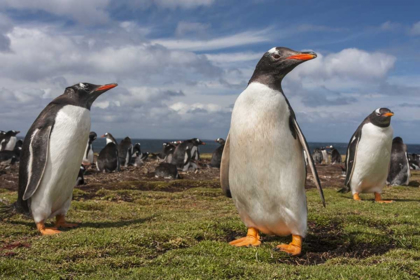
[228,82,307,236]
[351,123,393,192]
[30,105,91,220]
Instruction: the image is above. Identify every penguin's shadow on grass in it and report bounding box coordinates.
[10,216,155,232]
[261,221,396,265]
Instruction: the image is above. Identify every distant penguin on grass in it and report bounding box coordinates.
[342,108,394,203]
[83,132,97,165]
[387,137,410,186]
[97,133,120,173]
[210,138,225,168]
[118,137,133,167]
[0,82,117,235]
[130,143,143,166]
[321,147,329,164]
[329,145,342,164]
[0,130,20,151]
[172,138,205,170]
[76,165,86,186]
[155,163,180,179]
[312,149,323,164]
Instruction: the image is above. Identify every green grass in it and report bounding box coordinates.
[0,177,419,279]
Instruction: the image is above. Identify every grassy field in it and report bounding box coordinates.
[0,164,419,279]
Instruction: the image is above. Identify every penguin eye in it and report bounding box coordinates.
[272,54,280,59]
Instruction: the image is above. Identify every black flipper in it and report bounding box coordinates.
[22,126,52,200]
[220,134,231,198]
[291,118,326,207]
[341,128,362,193]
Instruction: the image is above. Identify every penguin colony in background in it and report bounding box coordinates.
[0,46,417,258]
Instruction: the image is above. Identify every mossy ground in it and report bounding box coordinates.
[0,159,419,279]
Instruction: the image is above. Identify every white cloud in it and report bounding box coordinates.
[175,21,210,37]
[152,29,271,51]
[409,21,420,36]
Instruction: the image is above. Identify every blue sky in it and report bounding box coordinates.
[0,0,419,143]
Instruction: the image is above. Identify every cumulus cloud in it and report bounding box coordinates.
[409,21,420,36]
[152,29,271,51]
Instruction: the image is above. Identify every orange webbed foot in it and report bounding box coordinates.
[353,193,362,201]
[36,222,61,235]
[55,215,79,228]
[275,235,302,256]
[229,227,261,247]
[374,193,394,204]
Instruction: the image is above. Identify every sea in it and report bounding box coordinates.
[92,139,420,156]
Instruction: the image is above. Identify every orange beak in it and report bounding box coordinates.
[95,83,118,92]
[286,53,316,61]
[101,134,106,138]
[383,112,394,117]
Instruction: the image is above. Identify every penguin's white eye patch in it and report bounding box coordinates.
[375,108,381,114]
[79,83,85,88]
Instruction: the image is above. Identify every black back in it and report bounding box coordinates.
[387,137,410,185]
[97,133,119,172]
[118,137,133,166]
[210,138,225,168]
[155,163,179,179]
[331,148,341,164]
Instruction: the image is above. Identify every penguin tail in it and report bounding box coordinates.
[0,199,19,221]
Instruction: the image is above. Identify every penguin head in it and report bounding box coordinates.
[64,82,118,109]
[6,130,20,136]
[370,108,394,127]
[101,132,117,144]
[250,47,317,84]
[393,137,403,144]
[216,138,225,145]
[89,132,97,142]
[191,138,205,145]
[133,143,141,154]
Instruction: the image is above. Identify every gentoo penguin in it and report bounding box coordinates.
[0,82,117,234]
[312,148,323,165]
[141,152,150,161]
[321,147,329,164]
[76,165,86,186]
[0,130,20,151]
[155,163,180,179]
[157,142,176,163]
[118,137,133,167]
[172,138,205,170]
[209,138,225,168]
[83,132,97,165]
[343,108,394,202]
[387,137,410,186]
[129,143,143,166]
[96,133,120,173]
[220,47,324,255]
[0,141,22,164]
[329,145,342,164]
[408,153,420,170]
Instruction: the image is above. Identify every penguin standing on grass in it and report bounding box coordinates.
[97,133,120,173]
[0,83,117,235]
[209,138,225,168]
[342,108,394,202]
[387,137,410,186]
[329,145,342,164]
[221,47,324,255]
[0,130,20,151]
[83,132,97,165]
[118,137,133,167]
